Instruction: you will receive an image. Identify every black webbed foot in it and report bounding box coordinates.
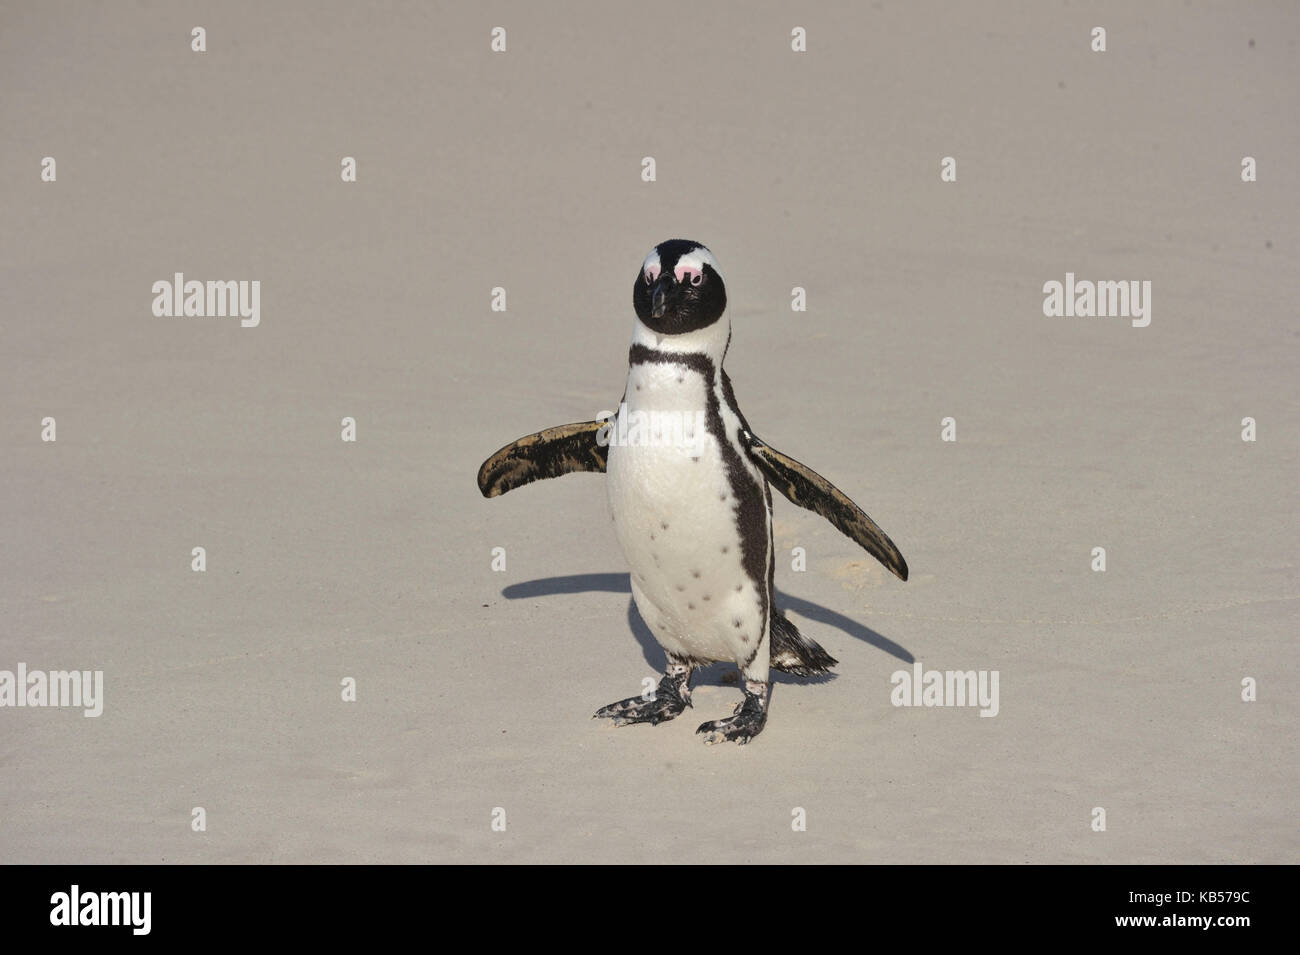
[696,680,769,745]
[594,667,692,727]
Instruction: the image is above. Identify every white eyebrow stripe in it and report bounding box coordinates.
[673,246,722,281]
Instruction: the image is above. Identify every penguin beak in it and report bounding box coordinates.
[651,278,671,318]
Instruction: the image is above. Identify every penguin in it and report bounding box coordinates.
[478,240,907,745]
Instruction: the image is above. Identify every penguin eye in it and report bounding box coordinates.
[690,271,703,287]
[676,266,703,286]
[644,271,652,285]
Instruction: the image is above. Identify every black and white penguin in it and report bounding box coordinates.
[478,240,908,745]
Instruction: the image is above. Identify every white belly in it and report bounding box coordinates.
[605,360,769,666]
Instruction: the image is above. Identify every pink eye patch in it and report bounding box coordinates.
[644,263,661,283]
[675,265,703,286]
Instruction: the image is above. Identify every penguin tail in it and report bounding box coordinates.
[770,609,837,676]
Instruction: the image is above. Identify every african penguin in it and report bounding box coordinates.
[478,240,908,745]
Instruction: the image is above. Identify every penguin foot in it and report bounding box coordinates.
[593,670,692,727]
[696,680,769,745]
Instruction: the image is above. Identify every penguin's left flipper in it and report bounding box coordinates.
[477,420,609,498]
[744,435,909,582]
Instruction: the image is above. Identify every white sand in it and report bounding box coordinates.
[1,1,1296,863]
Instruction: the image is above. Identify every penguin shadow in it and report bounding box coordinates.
[499,573,913,688]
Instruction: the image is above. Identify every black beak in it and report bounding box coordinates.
[651,278,671,318]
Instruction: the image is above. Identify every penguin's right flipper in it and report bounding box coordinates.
[477,420,609,498]
[744,436,909,582]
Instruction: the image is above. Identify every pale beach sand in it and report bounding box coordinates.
[1,1,1296,863]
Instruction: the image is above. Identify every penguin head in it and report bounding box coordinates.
[633,240,727,336]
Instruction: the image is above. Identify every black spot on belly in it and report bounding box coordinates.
[660,521,669,530]
[720,545,729,554]
[732,617,742,628]
[688,602,696,610]
[702,594,711,601]
[675,583,685,591]
[735,584,743,592]
[691,569,700,578]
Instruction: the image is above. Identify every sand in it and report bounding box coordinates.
[1,0,1296,863]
